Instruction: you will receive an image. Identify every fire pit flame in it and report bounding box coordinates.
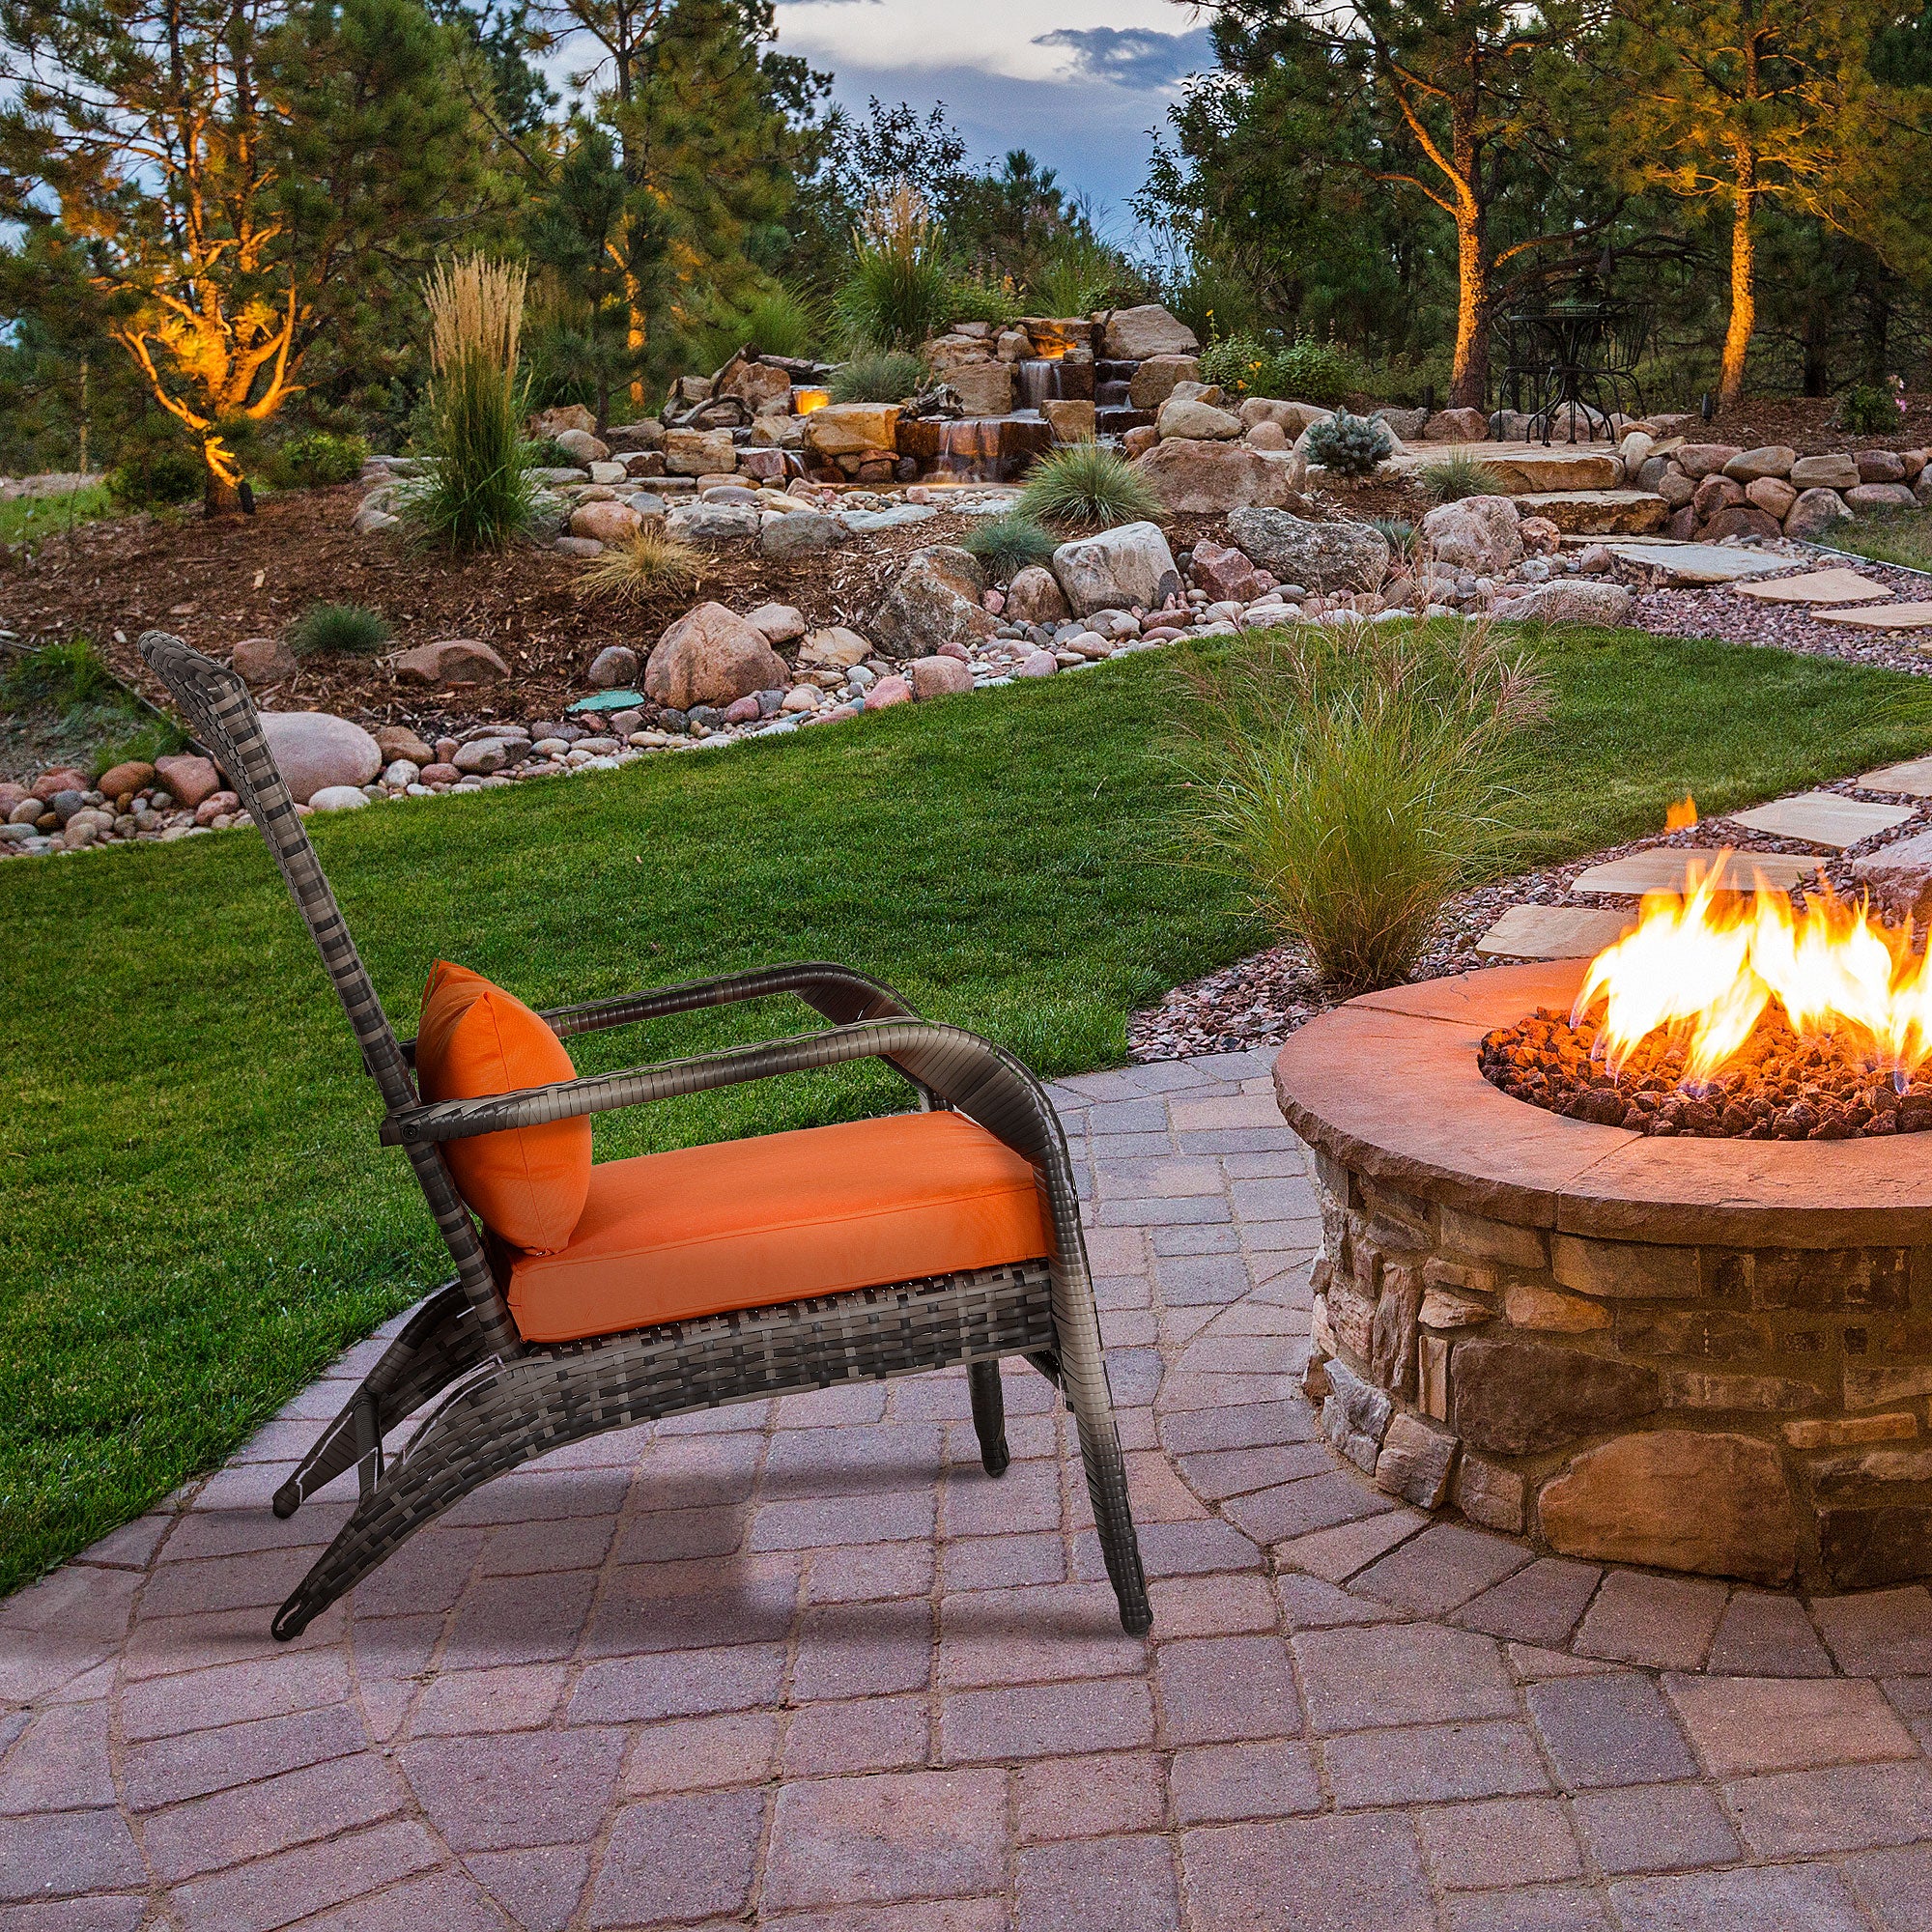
[1573,854,1932,1087]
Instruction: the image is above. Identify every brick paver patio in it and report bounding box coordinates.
[6,1050,1932,1929]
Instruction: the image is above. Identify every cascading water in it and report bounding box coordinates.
[1016,359,1062,414]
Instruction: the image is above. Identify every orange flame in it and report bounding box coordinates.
[1664,793,1698,831]
[1573,854,1932,1085]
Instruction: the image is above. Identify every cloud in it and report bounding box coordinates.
[1031,25,1214,91]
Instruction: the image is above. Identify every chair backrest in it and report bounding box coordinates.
[139,632,519,1356]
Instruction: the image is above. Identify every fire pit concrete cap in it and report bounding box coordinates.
[1273,959,1932,1249]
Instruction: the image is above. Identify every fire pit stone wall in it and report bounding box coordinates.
[1278,962,1932,1593]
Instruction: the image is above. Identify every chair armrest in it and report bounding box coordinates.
[379,1017,1071,1187]
[535,962,919,1038]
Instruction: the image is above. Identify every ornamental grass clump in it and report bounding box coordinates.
[1418,450,1507,503]
[961,511,1059,578]
[829,349,926,404]
[406,255,537,551]
[1173,621,1548,994]
[1303,409,1393,477]
[573,526,701,605]
[835,183,954,351]
[1018,441,1165,530]
[286,601,393,658]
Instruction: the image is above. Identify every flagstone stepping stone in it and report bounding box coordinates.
[1572,849,1815,896]
[1815,601,1932,631]
[1726,790,1916,848]
[1860,754,1932,797]
[1604,543,1802,585]
[1476,904,1634,960]
[1735,567,1891,605]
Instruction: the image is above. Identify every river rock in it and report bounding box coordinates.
[232,636,299,685]
[1099,303,1200,360]
[1051,523,1181,616]
[1538,1430,1799,1584]
[1723,445,1796,482]
[1783,487,1853,539]
[758,510,840,559]
[1789,452,1861,491]
[553,428,610,467]
[1451,1337,1658,1456]
[910,655,975,698]
[746,603,808,643]
[1188,539,1266,603]
[1492,580,1635,625]
[1130,439,1293,514]
[645,602,788,709]
[1005,565,1070,625]
[259,712,383,805]
[1127,355,1202,410]
[393,639,510,686]
[450,738,513,775]
[1225,508,1390,591]
[1846,483,1919,513]
[155,754,222,810]
[667,501,759,545]
[870,547,999,658]
[308,784,371,812]
[586,645,639,689]
[1421,496,1522,575]
[1157,396,1241,440]
[96,760,156,801]
[798,626,870,669]
[379,726,435,766]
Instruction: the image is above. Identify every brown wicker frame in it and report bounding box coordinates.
[139,633,1151,1640]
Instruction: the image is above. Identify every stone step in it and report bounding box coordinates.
[1735,567,1889,605]
[1389,440,1623,492]
[1605,542,1800,585]
[1477,904,1634,960]
[1572,849,1816,896]
[1816,601,1932,632]
[1512,490,1668,535]
[1725,791,1916,849]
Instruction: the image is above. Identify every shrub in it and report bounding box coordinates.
[1417,451,1507,503]
[404,254,538,551]
[829,350,927,404]
[945,272,1022,328]
[1173,621,1548,994]
[726,284,825,361]
[105,442,202,509]
[266,430,369,490]
[1029,234,1134,319]
[286,602,394,658]
[1836,381,1904,436]
[962,512,1059,579]
[1304,410,1392,477]
[1372,518,1418,566]
[1018,441,1166,529]
[573,526,701,604]
[1200,332,1365,406]
[835,184,953,351]
[1198,333,1277,400]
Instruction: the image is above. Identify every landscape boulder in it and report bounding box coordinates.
[1226,507,1390,591]
[154,754,222,810]
[586,645,640,689]
[96,760,156,801]
[1746,476,1798,518]
[1127,355,1202,410]
[376,725,436,766]
[1492,580,1635,625]
[571,499,641,544]
[1130,439,1293,514]
[393,639,511,686]
[1671,442,1743,479]
[1422,407,1490,441]
[803,404,901,461]
[1722,445,1796,483]
[798,626,871,669]
[259,712,383,805]
[553,428,611,467]
[644,603,788,709]
[947,362,1013,416]
[1789,452,1861,492]
[864,676,912,710]
[1156,396,1242,440]
[1042,399,1095,442]
[1051,523,1181,616]
[1005,565,1070,625]
[664,427,736,475]
[746,603,808,644]
[719,359,793,413]
[1697,503,1783,541]
[1858,448,1908,483]
[1783,487,1853,540]
[231,636,299,685]
[1188,539,1267,603]
[1846,483,1919,513]
[1239,398,1332,438]
[1099,303,1200,360]
[667,501,760,545]
[532,405,597,439]
[870,547,999,658]
[909,655,975,699]
[1420,495,1522,576]
[757,510,841,559]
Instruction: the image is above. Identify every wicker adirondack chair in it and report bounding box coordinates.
[140,633,1151,1641]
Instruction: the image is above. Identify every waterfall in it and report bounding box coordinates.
[1016,359,1062,414]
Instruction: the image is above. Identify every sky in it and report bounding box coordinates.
[770,0,1215,239]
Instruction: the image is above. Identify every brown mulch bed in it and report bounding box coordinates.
[0,490,1250,736]
[1701,393,1932,456]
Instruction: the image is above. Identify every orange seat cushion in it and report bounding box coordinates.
[414,961,591,1254]
[506,1109,1049,1343]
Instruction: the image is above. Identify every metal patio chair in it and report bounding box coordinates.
[140,634,1151,1641]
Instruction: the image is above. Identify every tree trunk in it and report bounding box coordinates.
[1450,210,1490,410]
[200,435,243,516]
[1719,159,1757,407]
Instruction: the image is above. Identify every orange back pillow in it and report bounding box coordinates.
[414,961,591,1253]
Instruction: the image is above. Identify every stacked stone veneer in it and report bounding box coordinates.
[1305,1147,1932,1593]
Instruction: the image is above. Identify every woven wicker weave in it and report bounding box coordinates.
[139,633,1151,1641]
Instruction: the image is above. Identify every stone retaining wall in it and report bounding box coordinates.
[1307,1146,1932,1593]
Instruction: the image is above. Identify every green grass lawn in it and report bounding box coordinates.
[1827,512,1932,573]
[4,622,1930,1594]
[0,481,115,549]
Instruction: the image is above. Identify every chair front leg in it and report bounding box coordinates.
[967,1360,1010,1477]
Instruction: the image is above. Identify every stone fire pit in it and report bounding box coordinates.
[1274,959,1932,1592]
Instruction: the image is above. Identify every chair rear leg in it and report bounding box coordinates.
[273,1283,492,1519]
[1068,1391,1151,1635]
[967,1359,1010,1477]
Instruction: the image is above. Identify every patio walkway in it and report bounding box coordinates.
[5,1051,1932,1931]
